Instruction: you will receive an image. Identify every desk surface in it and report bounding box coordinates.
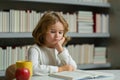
[0,70,120,80]
[31,76,63,80]
[31,70,120,80]
[94,70,120,80]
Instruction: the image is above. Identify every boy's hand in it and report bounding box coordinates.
[58,37,65,45]
[55,37,65,53]
[58,65,75,72]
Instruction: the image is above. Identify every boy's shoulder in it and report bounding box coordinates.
[29,44,41,50]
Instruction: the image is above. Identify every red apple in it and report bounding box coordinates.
[15,68,30,80]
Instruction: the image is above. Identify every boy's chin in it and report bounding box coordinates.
[52,41,58,44]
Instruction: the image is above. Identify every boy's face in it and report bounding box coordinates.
[45,21,64,48]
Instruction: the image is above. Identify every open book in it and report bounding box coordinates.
[49,70,115,80]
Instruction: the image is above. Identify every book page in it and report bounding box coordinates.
[49,70,115,80]
[49,70,96,80]
[49,71,90,80]
[81,70,115,78]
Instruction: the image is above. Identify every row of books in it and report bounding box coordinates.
[77,11,109,33]
[0,44,107,70]
[0,46,30,70]
[67,44,107,65]
[0,10,109,33]
[77,11,93,33]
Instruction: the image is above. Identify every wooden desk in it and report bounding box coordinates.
[31,70,119,80]
[0,70,120,80]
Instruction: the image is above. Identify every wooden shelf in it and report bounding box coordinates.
[67,32,110,38]
[0,32,32,38]
[0,32,110,46]
[0,70,5,77]
[0,0,110,12]
[14,0,111,8]
[77,63,111,70]
[0,32,110,38]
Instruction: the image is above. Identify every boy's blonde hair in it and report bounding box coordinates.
[32,11,70,46]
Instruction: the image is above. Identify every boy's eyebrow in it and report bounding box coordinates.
[50,29,64,31]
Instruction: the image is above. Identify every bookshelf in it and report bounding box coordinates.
[16,0,110,7]
[0,0,111,78]
[0,70,5,80]
[0,32,110,38]
[77,63,111,70]
[0,32,110,46]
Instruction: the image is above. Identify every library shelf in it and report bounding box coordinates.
[77,63,111,70]
[0,0,111,78]
[0,32,110,38]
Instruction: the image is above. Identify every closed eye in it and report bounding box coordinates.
[59,31,64,34]
[50,30,56,33]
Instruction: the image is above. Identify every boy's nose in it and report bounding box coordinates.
[55,32,60,37]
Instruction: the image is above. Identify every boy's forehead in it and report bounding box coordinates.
[48,26,64,31]
[49,23,64,29]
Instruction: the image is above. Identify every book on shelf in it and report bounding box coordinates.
[49,69,115,80]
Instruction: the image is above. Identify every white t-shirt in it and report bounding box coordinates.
[28,44,77,76]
